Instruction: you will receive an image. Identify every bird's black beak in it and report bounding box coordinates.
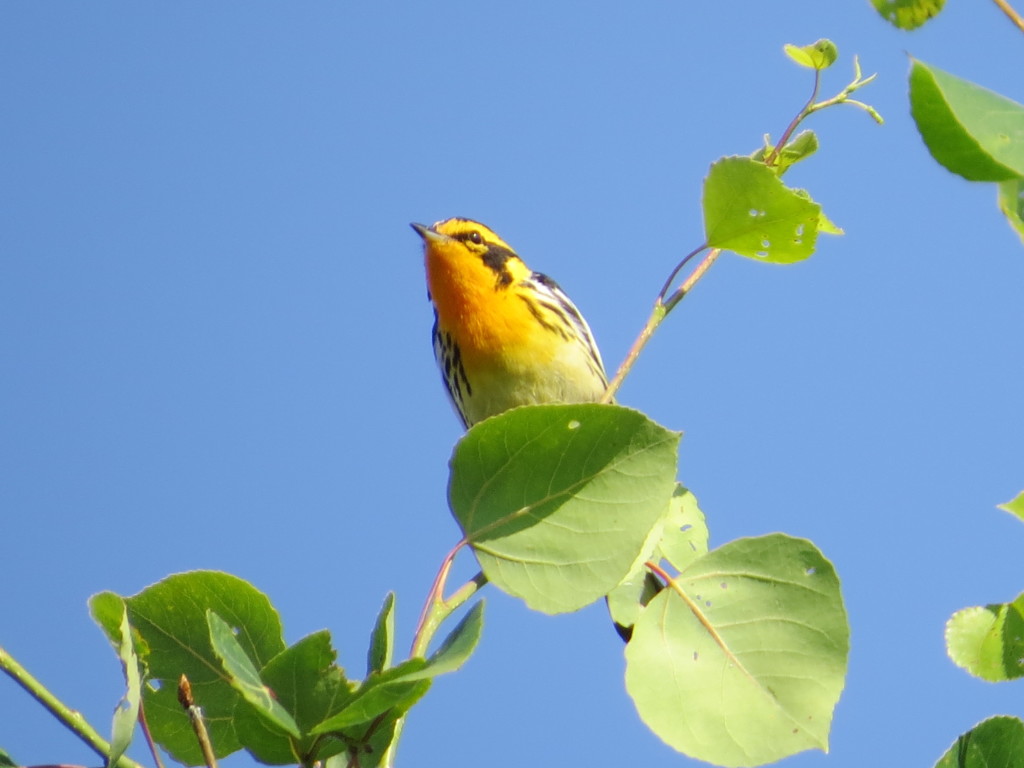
[410,222,447,244]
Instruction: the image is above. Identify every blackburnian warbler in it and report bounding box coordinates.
[411,218,608,428]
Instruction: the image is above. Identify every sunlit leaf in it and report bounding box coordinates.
[657,485,709,572]
[236,631,356,764]
[998,489,1024,522]
[783,40,837,70]
[449,404,678,614]
[310,660,431,734]
[703,156,829,263]
[997,179,1024,245]
[946,594,1024,682]
[910,61,1024,181]
[91,571,285,765]
[208,611,300,738]
[420,601,484,677]
[934,716,1024,768]
[367,592,396,675]
[625,535,848,767]
[751,130,819,176]
[107,608,141,768]
[870,0,945,30]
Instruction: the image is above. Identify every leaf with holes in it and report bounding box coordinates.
[625,534,849,767]
[607,485,708,636]
[703,156,831,264]
[449,404,679,614]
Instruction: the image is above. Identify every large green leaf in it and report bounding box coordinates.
[703,156,829,264]
[910,61,1024,182]
[625,534,849,767]
[91,571,286,765]
[934,716,1024,768]
[946,593,1024,682]
[449,404,679,614]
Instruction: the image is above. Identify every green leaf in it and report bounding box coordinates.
[89,592,130,648]
[657,485,708,572]
[401,601,485,680]
[322,714,402,768]
[752,130,819,176]
[998,489,1024,522]
[871,0,946,30]
[945,593,1024,682]
[608,485,708,638]
[310,660,431,734]
[934,716,1024,768]
[909,60,1024,182]
[92,571,286,765]
[107,608,142,768]
[625,534,849,767]
[367,593,395,675]
[607,571,665,641]
[703,156,828,263]
[207,611,300,738]
[783,40,837,70]
[997,179,1024,245]
[449,403,679,614]
[0,748,15,767]
[236,631,356,764]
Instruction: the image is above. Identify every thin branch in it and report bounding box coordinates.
[138,703,166,768]
[0,645,146,768]
[657,245,709,303]
[601,304,664,404]
[662,249,722,315]
[992,0,1024,32]
[602,247,723,404]
[764,69,821,167]
[177,675,218,768]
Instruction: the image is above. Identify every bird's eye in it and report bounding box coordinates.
[468,231,483,245]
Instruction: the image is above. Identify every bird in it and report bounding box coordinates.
[411,218,608,428]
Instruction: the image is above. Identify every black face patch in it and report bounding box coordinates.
[481,245,515,287]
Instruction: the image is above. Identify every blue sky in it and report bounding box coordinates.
[2,3,1022,767]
